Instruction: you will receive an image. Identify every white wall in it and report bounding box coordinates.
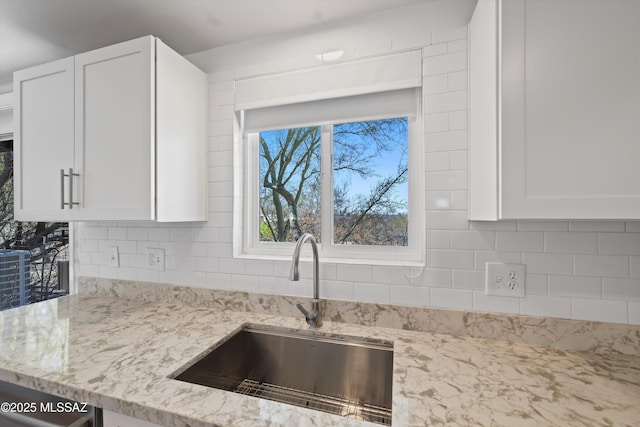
[73,0,640,325]
[186,0,476,77]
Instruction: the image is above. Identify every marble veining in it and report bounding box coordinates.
[1,293,639,426]
[79,277,640,357]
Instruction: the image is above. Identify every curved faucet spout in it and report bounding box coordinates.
[290,233,322,326]
[289,233,319,299]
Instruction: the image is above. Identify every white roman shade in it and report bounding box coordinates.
[243,88,419,133]
[235,50,422,111]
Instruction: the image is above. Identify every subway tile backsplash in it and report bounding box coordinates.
[74,26,640,325]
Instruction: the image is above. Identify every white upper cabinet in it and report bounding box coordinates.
[13,35,207,222]
[469,0,640,220]
[14,57,75,221]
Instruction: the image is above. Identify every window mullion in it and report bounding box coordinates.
[320,125,333,255]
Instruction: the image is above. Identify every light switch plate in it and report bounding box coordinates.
[147,248,165,271]
[485,262,525,297]
[108,246,119,268]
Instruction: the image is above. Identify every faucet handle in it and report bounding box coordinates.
[296,303,312,321]
[296,303,319,327]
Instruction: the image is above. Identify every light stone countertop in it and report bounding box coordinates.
[0,294,639,426]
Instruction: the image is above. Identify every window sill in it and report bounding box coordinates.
[235,252,425,268]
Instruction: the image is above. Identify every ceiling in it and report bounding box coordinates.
[0,0,431,95]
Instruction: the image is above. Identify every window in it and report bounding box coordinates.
[257,117,410,248]
[236,50,424,264]
[242,93,423,264]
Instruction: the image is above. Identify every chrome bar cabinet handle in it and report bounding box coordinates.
[68,168,79,209]
[60,169,65,209]
[61,168,80,209]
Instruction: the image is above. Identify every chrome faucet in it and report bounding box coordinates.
[290,233,323,327]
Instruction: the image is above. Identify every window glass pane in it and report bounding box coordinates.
[333,118,409,246]
[259,127,321,242]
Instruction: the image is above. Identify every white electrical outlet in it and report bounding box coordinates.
[485,262,525,297]
[147,248,165,271]
[108,246,119,268]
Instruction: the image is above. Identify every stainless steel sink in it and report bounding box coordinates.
[173,325,393,425]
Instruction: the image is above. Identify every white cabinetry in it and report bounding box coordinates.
[469,0,640,220]
[14,35,206,222]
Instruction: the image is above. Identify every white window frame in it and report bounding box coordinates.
[241,108,424,266]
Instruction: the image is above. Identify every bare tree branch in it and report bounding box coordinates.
[337,166,408,244]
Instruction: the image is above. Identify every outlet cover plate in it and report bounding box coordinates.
[147,248,165,271]
[485,262,525,297]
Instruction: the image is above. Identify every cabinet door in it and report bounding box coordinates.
[13,57,76,221]
[74,36,155,220]
[501,0,640,219]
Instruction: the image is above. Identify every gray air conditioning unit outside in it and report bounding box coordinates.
[0,249,31,310]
